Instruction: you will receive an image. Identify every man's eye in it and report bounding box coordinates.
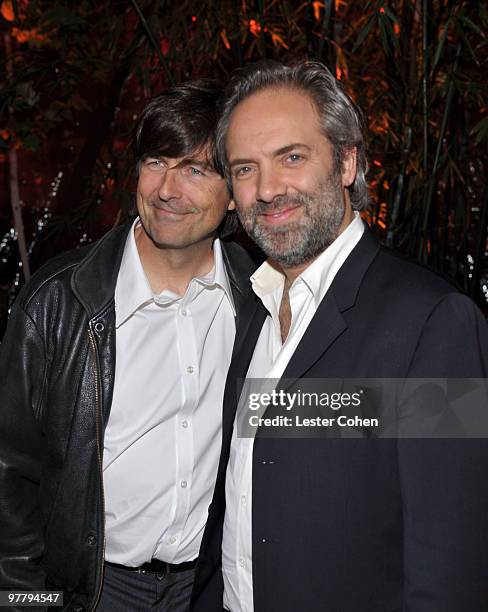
[287,153,303,163]
[145,159,164,169]
[235,166,252,177]
[189,166,204,176]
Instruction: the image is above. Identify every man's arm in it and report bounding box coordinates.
[399,293,488,610]
[0,301,47,592]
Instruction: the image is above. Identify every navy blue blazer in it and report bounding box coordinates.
[192,226,488,612]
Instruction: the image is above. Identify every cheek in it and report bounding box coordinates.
[137,177,158,202]
[232,181,255,208]
[135,189,146,212]
[289,168,316,188]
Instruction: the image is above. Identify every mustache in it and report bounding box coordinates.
[250,194,311,215]
[148,198,198,214]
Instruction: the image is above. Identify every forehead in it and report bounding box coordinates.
[226,87,324,157]
[143,142,213,165]
[171,146,213,166]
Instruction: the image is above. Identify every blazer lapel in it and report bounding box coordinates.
[223,298,267,434]
[220,239,266,410]
[281,291,346,383]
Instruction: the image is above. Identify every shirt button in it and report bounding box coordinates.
[239,557,245,567]
[241,496,246,505]
[182,420,189,428]
[187,366,194,374]
[169,536,177,544]
[181,309,187,316]
[181,480,188,488]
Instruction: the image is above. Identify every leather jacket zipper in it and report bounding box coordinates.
[87,327,106,611]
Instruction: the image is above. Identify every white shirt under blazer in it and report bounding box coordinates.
[222,214,364,611]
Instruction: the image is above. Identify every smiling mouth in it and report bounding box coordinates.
[152,204,197,216]
[258,205,301,223]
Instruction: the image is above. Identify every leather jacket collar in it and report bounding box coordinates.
[71,221,257,321]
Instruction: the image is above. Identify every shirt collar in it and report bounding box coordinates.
[115,218,236,327]
[196,237,236,316]
[115,218,153,327]
[250,212,364,308]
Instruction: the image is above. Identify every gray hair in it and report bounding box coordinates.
[216,59,370,211]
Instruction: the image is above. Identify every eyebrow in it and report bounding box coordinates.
[229,143,312,167]
[177,158,214,171]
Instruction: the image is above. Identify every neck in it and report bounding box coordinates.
[135,226,216,295]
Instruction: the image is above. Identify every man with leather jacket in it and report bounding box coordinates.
[0,81,258,611]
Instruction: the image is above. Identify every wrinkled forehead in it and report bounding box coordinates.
[226,87,325,157]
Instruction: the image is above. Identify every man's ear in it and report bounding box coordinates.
[228,199,236,211]
[341,148,357,188]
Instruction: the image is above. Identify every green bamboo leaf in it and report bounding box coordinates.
[11,0,19,22]
[480,3,488,25]
[446,158,464,183]
[431,20,450,74]
[378,16,390,56]
[383,6,399,25]
[128,0,174,85]
[456,14,484,37]
[22,134,41,151]
[472,116,488,145]
[352,17,376,52]
[383,11,400,53]
[454,20,480,66]
[14,81,39,108]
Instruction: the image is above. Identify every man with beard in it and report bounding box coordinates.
[0,81,259,611]
[189,61,488,612]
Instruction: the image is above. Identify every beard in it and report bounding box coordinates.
[236,172,345,268]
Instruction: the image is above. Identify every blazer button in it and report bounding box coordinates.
[86,534,97,545]
[94,322,104,333]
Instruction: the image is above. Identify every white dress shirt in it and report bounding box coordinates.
[103,219,236,566]
[222,213,364,611]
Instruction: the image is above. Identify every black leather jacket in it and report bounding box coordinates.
[0,222,258,611]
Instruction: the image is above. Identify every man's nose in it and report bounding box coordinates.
[158,168,182,201]
[255,168,287,203]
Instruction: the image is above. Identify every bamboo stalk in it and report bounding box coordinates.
[422,0,428,179]
[386,125,413,247]
[418,41,462,262]
[258,0,267,58]
[317,0,333,64]
[231,0,244,66]
[4,32,30,281]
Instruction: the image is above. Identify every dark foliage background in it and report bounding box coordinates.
[1,0,487,336]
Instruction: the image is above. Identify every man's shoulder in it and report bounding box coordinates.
[363,245,486,330]
[16,224,128,311]
[16,245,91,310]
[371,245,459,298]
